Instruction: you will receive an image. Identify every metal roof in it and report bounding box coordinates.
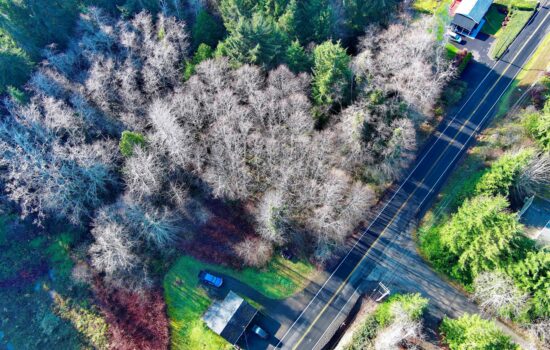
[202,291,258,345]
[455,0,493,24]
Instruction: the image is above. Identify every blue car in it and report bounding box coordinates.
[198,270,223,287]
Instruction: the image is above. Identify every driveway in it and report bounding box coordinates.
[453,32,495,66]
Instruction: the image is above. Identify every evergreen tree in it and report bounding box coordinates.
[441,195,523,282]
[184,43,214,80]
[295,0,333,44]
[441,314,519,350]
[192,9,225,49]
[284,39,311,73]
[508,250,550,318]
[277,0,298,38]
[0,30,32,93]
[219,0,258,33]
[0,0,81,57]
[342,0,400,34]
[312,40,351,107]
[222,13,284,67]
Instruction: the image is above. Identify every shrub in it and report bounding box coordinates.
[474,149,534,197]
[93,282,169,350]
[523,107,550,151]
[441,314,519,350]
[345,314,378,350]
[53,292,110,349]
[442,80,468,107]
[375,293,428,327]
[346,293,428,350]
[119,131,146,157]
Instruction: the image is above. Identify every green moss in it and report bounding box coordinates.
[119,130,146,157]
[164,255,316,349]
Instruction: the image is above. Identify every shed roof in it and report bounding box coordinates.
[203,291,258,345]
[455,0,493,24]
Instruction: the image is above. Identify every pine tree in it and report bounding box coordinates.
[312,40,351,107]
[441,195,523,282]
[284,39,311,73]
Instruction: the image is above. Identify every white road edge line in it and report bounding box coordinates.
[275,39,502,349]
[308,9,550,350]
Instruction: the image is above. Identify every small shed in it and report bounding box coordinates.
[451,0,493,36]
[203,291,258,345]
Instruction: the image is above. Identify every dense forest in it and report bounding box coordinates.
[0,0,453,280]
[6,0,531,349]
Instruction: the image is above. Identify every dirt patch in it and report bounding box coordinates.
[180,197,258,268]
[0,261,48,289]
[93,280,170,350]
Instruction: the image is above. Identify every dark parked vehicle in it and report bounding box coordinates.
[251,324,269,339]
[198,270,223,287]
[281,248,294,260]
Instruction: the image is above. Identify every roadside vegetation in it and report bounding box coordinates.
[441,314,520,349]
[344,293,429,350]
[0,0,469,348]
[489,4,535,59]
[418,53,550,347]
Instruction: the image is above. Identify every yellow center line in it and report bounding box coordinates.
[291,10,550,350]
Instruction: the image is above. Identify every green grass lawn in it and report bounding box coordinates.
[497,33,550,116]
[164,255,316,350]
[445,42,460,59]
[482,5,507,36]
[412,0,453,40]
[493,0,538,10]
[490,9,534,59]
[412,0,444,13]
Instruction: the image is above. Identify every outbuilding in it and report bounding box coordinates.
[203,291,258,345]
[451,0,493,37]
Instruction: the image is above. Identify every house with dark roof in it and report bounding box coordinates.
[203,291,258,345]
[451,0,493,37]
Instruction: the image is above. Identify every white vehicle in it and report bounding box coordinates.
[251,325,269,339]
[446,31,463,44]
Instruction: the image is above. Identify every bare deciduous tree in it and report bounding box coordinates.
[514,153,550,200]
[473,271,529,319]
[354,16,455,117]
[234,238,274,267]
[0,109,117,225]
[528,318,550,347]
[89,207,139,278]
[126,203,181,248]
[123,147,166,204]
[374,303,424,350]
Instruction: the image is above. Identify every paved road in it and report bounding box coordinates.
[273,4,550,350]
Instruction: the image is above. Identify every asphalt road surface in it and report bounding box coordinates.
[274,4,550,350]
